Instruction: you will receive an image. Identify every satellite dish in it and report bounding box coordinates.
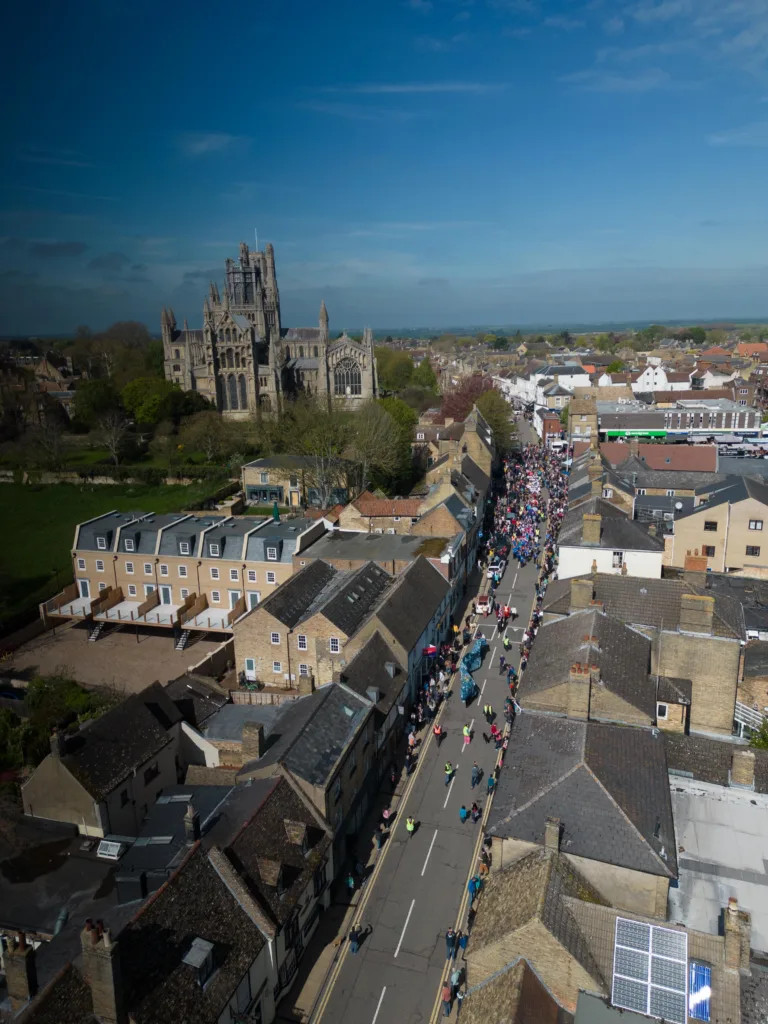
[675,502,683,510]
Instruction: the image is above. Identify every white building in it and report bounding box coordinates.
[557,499,664,580]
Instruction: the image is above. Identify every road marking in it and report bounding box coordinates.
[394,899,415,958]
[372,986,387,1023]
[512,572,518,589]
[421,830,438,877]
[443,775,455,809]
[480,679,486,695]
[461,719,474,754]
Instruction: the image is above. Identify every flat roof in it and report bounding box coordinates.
[302,529,447,562]
[669,776,768,955]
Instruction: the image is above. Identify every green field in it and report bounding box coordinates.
[0,481,226,637]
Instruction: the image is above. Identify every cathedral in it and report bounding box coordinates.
[161,241,378,417]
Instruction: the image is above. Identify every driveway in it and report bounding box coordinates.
[3,622,223,694]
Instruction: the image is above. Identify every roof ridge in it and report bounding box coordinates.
[488,759,585,832]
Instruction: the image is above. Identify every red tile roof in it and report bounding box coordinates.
[352,499,424,517]
[600,442,717,472]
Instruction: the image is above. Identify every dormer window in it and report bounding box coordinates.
[179,541,190,555]
[209,543,220,557]
[266,546,278,561]
[183,937,215,988]
[96,536,107,550]
[124,538,135,552]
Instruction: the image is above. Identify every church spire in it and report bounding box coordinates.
[319,300,329,344]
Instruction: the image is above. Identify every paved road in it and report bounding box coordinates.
[317,419,542,1024]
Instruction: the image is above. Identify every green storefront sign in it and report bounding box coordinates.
[604,429,667,437]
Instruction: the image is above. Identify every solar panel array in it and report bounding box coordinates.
[612,917,688,1024]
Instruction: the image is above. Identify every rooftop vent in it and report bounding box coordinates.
[183,937,215,987]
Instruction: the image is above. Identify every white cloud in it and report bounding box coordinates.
[707,121,768,147]
[416,32,470,51]
[561,66,672,92]
[603,16,625,34]
[177,132,248,156]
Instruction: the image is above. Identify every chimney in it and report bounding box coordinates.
[648,522,657,538]
[730,749,756,790]
[589,433,599,451]
[567,663,591,720]
[683,552,708,587]
[241,720,265,762]
[724,897,751,974]
[590,477,603,497]
[628,437,640,457]
[283,819,308,846]
[570,578,594,611]
[589,663,601,686]
[4,932,38,1010]
[298,671,315,696]
[81,921,126,1024]
[679,593,715,635]
[587,460,601,481]
[50,728,66,758]
[544,817,561,852]
[184,802,201,842]
[582,513,601,546]
[384,662,398,678]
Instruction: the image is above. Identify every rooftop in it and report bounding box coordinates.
[373,556,450,652]
[282,682,371,788]
[300,529,443,564]
[339,631,406,721]
[559,499,664,552]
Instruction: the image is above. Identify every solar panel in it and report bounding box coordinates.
[689,963,712,1023]
[612,917,688,1024]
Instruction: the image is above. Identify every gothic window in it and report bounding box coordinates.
[299,346,304,358]
[217,377,225,410]
[228,374,238,410]
[226,349,234,368]
[239,374,247,409]
[334,357,362,397]
[259,394,271,412]
[314,346,318,358]
[234,350,240,368]
[225,328,231,343]
[218,331,225,344]
[174,349,180,359]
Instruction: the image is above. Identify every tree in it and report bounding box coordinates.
[279,398,354,506]
[347,401,402,489]
[121,378,179,425]
[412,357,438,390]
[606,360,625,374]
[98,411,130,465]
[73,379,121,428]
[676,326,706,345]
[559,406,569,428]
[26,415,69,470]
[179,411,237,463]
[749,721,768,750]
[441,376,494,422]
[491,336,509,351]
[596,333,616,353]
[477,389,515,455]
[375,348,414,391]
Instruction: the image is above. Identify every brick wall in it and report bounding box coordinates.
[671,505,729,571]
[591,687,653,728]
[411,504,461,537]
[655,632,739,735]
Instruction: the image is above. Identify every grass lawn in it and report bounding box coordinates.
[0,481,226,637]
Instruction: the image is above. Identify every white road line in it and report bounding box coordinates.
[443,775,455,809]
[461,719,475,754]
[372,986,387,1023]
[421,830,438,877]
[394,900,415,958]
[480,679,486,695]
[512,573,518,589]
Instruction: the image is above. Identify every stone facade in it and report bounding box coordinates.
[162,241,377,418]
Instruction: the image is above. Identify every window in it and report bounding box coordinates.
[96,559,105,572]
[637,488,646,496]
[297,635,308,651]
[229,568,239,581]
[211,590,220,603]
[179,541,190,555]
[178,565,187,578]
[746,546,761,557]
[144,563,152,575]
[689,962,712,1022]
[271,632,280,645]
[143,762,159,786]
[299,664,309,676]
[393,516,401,522]
[329,637,340,653]
[703,521,718,532]
[260,472,269,484]
[416,432,425,440]
[210,567,220,580]
[332,777,342,802]
[703,545,716,557]
[209,543,220,557]
[77,558,86,570]
[98,582,107,591]
[750,520,763,531]
[612,551,624,569]
[266,546,278,561]
[266,571,276,584]
[666,489,675,497]
[124,538,135,552]
[740,388,748,395]
[334,357,362,396]
[657,703,668,720]
[273,661,282,673]
[96,536,107,550]
[128,584,137,597]
[313,863,327,897]
[180,588,189,599]
[289,475,299,488]
[247,569,257,582]
[125,561,134,574]
[602,488,613,498]
[411,517,419,525]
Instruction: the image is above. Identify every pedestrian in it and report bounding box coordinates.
[404,752,413,776]
[406,815,416,839]
[445,927,457,961]
[390,765,397,792]
[445,761,454,786]
[462,723,471,750]
[487,774,496,796]
[471,802,481,823]
[376,826,384,851]
[349,924,361,954]
[459,804,469,824]
[467,876,478,903]
[471,761,481,788]
[442,981,452,1017]
[458,931,469,958]
[485,703,494,724]
[433,722,444,747]
[450,965,463,997]
[408,731,416,752]
[346,872,355,896]
[499,655,506,673]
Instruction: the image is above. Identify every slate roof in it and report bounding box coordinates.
[678,473,768,518]
[461,454,490,493]
[559,500,664,553]
[663,731,768,793]
[259,559,338,628]
[488,714,677,878]
[298,561,392,635]
[225,776,331,926]
[373,556,450,652]
[468,847,607,986]
[542,573,745,640]
[41,683,182,801]
[77,511,140,553]
[523,609,655,718]
[243,517,315,563]
[164,675,229,729]
[282,683,371,788]
[339,631,406,721]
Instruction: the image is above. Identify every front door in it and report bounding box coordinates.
[247,591,261,610]
[160,586,172,604]
[228,589,241,610]
[244,657,256,681]
[78,579,90,599]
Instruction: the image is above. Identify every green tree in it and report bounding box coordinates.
[559,407,569,428]
[412,357,438,390]
[376,348,414,391]
[348,400,402,489]
[379,396,419,491]
[676,326,706,345]
[476,388,515,455]
[596,333,616,353]
[73,379,121,427]
[606,360,625,373]
[491,336,509,350]
[179,411,237,463]
[749,721,768,750]
[121,378,179,425]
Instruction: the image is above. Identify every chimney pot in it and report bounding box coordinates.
[4,928,38,1009]
[544,816,561,852]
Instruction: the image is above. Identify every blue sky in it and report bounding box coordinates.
[2,0,768,334]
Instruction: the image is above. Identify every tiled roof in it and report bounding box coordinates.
[314,561,392,635]
[663,731,768,793]
[44,683,182,801]
[488,714,677,878]
[599,442,717,472]
[558,499,664,553]
[282,683,371,787]
[164,675,229,729]
[522,609,655,719]
[352,498,423,517]
[373,556,450,652]
[259,559,337,628]
[541,573,745,640]
[458,958,565,1024]
[339,631,406,720]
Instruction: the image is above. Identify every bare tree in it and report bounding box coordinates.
[98,411,130,465]
[348,400,401,489]
[280,398,353,506]
[178,411,236,463]
[28,414,69,470]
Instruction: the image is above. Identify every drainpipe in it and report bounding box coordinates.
[112,555,118,591]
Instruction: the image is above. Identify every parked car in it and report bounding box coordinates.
[487,559,506,579]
